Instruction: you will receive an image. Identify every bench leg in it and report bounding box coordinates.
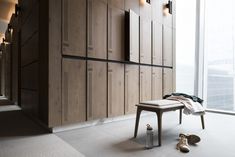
[156,112,163,146]
[179,109,182,124]
[201,115,205,129]
[134,108,142,138]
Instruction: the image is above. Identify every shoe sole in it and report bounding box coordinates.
[187,134,201,144]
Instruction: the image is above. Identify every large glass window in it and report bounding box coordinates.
[204,0,235,111]
[176,0,197,95]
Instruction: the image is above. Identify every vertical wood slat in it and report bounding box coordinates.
[88,69,93,119]
[62,0,68,44]
[87,0,93,52]
[108,6,113,53]
[108,71,113,114]
[63,72,68,121]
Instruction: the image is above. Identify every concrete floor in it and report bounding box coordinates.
[1,106,235,157]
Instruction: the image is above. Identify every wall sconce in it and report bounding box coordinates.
[15,4,21,17]
[163,0,172,16]
[7,24,12,33]
[140,0,151,5]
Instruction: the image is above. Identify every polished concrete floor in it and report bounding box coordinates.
[1,106,235,157]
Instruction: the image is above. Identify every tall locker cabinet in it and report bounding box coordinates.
[152,21,162,65]
[152,67,162,100]
[125,64,139,114]
[163,26,173,67]
[108,1,125,61]
[62,59,86,124]
[140,65,152,102]
[87,0,107,59]
[87,61,107,120]
[62,0,86,57]
[163,68,173,96]
[108,63,125,117]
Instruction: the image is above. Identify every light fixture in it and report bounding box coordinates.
[163,0,172,16]
[7,24,12,32]
[140,0,151,5]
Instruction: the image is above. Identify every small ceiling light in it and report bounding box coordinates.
[163,0,172,16]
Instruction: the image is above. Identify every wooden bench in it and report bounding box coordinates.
[134,102,205,146]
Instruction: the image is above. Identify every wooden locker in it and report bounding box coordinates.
[163,26,173,67]
[152,67,162,100]
[151,0,163,23]
[125,64,139,114]
[21,62,38,90]
[108,0,124,10]
[140,1,151,20]
[62,0,86,57]
[140,19,152,64]
[5,44,11,100]
[87,0,107,59]
[18,0,37,25]
[62,58,86,124]
[108,6,125,61]
[0,43,5,96]
[162,0,173,28]
[125,0,140,15]
[21,89,39,117]
[152,21,162,65]
[108,63,124,117]
[163,68,173,96]
[87,61,107,120]
[140,65,152,102]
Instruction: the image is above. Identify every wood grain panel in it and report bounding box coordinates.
[62,58,86,124]
[162,0,173,28]
[140,19,151,64]
[152,67,162,100]
[108,0,124,10]
[151,0,163,22]
[152,21,162,65]
[18,0,37,25]
[125,0,139,15]
[21,89,39,117]
[87,0,107,59]
[163,26,173,67]
[125,64,139,114]
[87,61,107,120]
[140,1,151,20]
[140,65,151,102]
[108,63,124,117]
[108,6,125,61]
[62,0,86,57]
[5,44,11,100]
[21,32,39,66]
[163,68,173,96]
[21,62,38,90]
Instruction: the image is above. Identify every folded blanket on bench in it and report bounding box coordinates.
[166,95,205,115]
[141,99,182,106]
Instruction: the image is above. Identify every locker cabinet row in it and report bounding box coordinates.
[62,58,173,125]
[62,0,174,66]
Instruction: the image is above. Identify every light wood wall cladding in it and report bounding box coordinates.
[21,89,39,117]
[62,58,86,124]
[152,21,162,65]
[140,65,152,102]
[162,0,173,28]
[87,61,107,120]
[21,4,39,46]
[21,32,39,66]
[109,0,124,10]
[108,63,125,117]
[62,0,86,57]
[21,63,38,90]
[163,68,173,96]
[125,0,139,15]
[108,5,125,61]
[125,64,139,114]
[151,0,163,23]
[163,26,173,67]
[152,67,162,100]
[140,19,152,64]
[87,0,107,59]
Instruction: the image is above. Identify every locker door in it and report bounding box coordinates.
[162,0,173,28]
[163,26,173,67]
[108,63,124,117]
[108,0,124,10]
[87,61,107,120]
[152,21,163,65]
[140,19,152,64]
[163,68,173,96]
[5,44,11,100]
[125,0,140,15]
[152,67,162,100]
[140,65,152,102]
[87,0,107,59]
[151,0,163,23]
[125,64,139,114]
[108,6,125,61]
[62,58,86,124]
[62,0,86,57]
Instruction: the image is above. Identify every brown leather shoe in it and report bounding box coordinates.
[176,135,190,153]
[179,133,201,145]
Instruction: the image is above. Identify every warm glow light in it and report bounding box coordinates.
[163,6,170,16]
[140,0,146,5]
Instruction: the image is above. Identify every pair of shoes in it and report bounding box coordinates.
[176,134,200,153]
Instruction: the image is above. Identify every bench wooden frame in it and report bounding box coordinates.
[134,103,205,146]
